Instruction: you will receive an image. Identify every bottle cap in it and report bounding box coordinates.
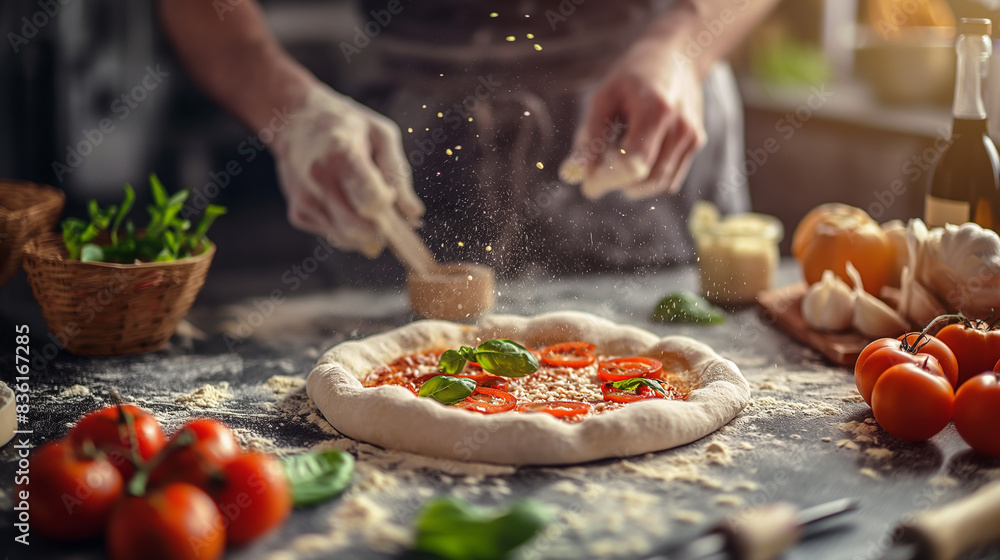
[959,18,992,36]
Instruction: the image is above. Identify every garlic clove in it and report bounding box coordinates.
[897,264,946,327]
[846,261,909,338]
[882,219,909,288]
[802,269,855,332]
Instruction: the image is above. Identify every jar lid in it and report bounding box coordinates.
[960,18,992,37]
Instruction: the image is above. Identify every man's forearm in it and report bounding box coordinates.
[641,0,780,80]
[157,0,316,132]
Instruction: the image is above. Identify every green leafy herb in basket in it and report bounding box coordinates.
[61,174,226,263]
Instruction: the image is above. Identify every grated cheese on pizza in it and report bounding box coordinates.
[361,346,692,421]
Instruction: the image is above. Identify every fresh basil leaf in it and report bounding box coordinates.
[651,291,725,325]
[111,184,135,246]
[474,339,538,378]
[80,243,104,262]
[414,497,552,560]
[149,173,168,207]
[458,346,478,362]
[610,377,668,397]
[438,350,467,375]
[281,450,354,507]
[418,375,476,405]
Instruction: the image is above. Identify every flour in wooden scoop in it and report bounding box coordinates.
[406,262,495,321]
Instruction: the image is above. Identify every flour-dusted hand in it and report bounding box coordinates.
[560,38,707,200]
[273,83,424,257]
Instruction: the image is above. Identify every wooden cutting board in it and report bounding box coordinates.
[757,283,871,367]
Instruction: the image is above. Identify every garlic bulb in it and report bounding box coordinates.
[802,270,855,332]
[908,220,1000,319]
[897,264,946,327]
[846,261,909,338]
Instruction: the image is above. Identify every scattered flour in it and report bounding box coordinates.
[672,510,706,524]
[266,375,305,394]
[859,468,881,480]
[864,448,893,461]
[57,384,91,398]
[175,382,231,409]
[714,494,744,507]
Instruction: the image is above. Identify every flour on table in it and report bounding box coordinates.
[57,384,91,398]
[859,467,882,480]
[266,375,304,394]
[175,382,231,409]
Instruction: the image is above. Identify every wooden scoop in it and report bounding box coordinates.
[373,209,495,320]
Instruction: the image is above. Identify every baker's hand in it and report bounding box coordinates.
[272,83,424,257]
[560,39,707,199]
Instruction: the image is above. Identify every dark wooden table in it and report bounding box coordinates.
[2,260,999,560]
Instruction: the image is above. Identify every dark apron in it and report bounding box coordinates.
[334,0,749,283]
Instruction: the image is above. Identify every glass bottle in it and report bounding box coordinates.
[925,18,1000,231]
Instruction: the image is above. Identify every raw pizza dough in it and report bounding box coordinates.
[306,311,750,465]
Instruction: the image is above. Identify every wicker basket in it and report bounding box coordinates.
[22,232,215,356]
[0,179,65,287]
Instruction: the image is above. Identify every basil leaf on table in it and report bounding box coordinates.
[609,377,668,397]
[281,450,354,507]
[650,291,725,325]
[473,339,538,378]
[418,375,476,405]
[414,497,552,560]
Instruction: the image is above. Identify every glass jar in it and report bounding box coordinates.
[691,212,784,305]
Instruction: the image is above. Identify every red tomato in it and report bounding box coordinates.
[855,346,945,406]
[953,372,1000,457]
[871,361,955,442]
[212,452,292,545]
[151,419,241,490]
[897,332,959,389]
[516,401,592,418]
[107,483,225,560]
[539,342,596,368]
[597,357,663,382]
[455,387,517,413]
[23,441,123,541]
[937,321,1000,387]
[995,358,1000,373]
[68,404,165,479]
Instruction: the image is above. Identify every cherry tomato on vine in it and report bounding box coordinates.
[107,483,225,560]
[539,342,596,368]
[897,332,959,388]
[855,342,945,406]
[871,360,954,442]
[68,404,165,479]
[212,452,292,545]
[151,419,241,490]
[936,321,1000,387]
[953,372,1000,458]
[23,441,123,541]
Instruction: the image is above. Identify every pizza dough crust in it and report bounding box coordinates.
[306,311,750,465]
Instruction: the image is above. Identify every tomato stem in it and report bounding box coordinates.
[126,430,196,497]
[111,390,144,472]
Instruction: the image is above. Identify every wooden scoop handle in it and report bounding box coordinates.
[901,480,1000,560]
[372,210,439,277]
